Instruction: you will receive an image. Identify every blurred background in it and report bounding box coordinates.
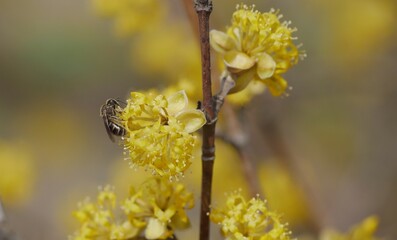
[0,0,396,239]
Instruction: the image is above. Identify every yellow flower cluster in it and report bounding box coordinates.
[71,178,194,240]
[120,90,206,179]
[320,216,379,240]
[211,4,303,96]
[92,0,165,36]
[210,192,293,240]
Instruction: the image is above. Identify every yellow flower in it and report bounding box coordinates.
[92,0,165,36]
[210,191,293,240]
[71,185,140,240]
[71,179,194,240]
[259,161,311,227]
[132,23,202,85]
[0,141,35,206]
[122,178,194,239]
[210,4,303,96]
[320,216,379,240]
[120,90,206,178]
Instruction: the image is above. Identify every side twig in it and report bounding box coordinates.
[217,103,262,197]
[194,1,215,240]
[258,118,322,233]
[0,199,20,240]
[180,0,199,38]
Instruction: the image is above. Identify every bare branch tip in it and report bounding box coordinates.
[194,0,213,12]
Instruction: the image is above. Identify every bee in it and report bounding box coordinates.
[100,98,126,142]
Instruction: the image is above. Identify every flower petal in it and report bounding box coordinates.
[154,205,176,222]
[226,80,266,105]
[175,109,206,133]
[170,211,191,229]
[224,50,255,73]
[167,90,188,116]
[256,53,276,79]
[145,218,166,240]
[228,68,256,94]
[110,221,140,239]
[210,30,235,53]
[261,75,288,96]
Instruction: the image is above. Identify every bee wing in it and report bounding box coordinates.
[102,115,116,142]
[115,97,126,106]
[108,115,123,124]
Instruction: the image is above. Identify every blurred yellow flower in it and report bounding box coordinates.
[162,78,203,104]
[132,24,202,84]
[259,161,311,227]
[320,216,379,240]
[71,178,194,240]
[305,0,396,68]
[121,90,206,178]
[0,141,35,206]
[108,157,152,199]
[92,0,165,36]
[184,139,249,202]
[329,0,395,67]
[210,4,303,96]
[210,191,293,240]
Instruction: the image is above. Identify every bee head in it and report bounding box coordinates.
[106,98,119,106]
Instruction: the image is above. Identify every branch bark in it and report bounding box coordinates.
[194,1,215,240]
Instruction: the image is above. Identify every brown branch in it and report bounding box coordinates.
[196,0,214,120]
[194,0,215,240]
[185,0,321,235]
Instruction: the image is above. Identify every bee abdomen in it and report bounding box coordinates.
[109,123,126,136]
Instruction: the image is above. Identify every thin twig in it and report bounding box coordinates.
[0,199,20,240]
[219,103,262,197]
[257,117,322,233]
[0,199,6,224]
[180,0,199,38]
[194,0,215,240]
[238,149,261,197]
